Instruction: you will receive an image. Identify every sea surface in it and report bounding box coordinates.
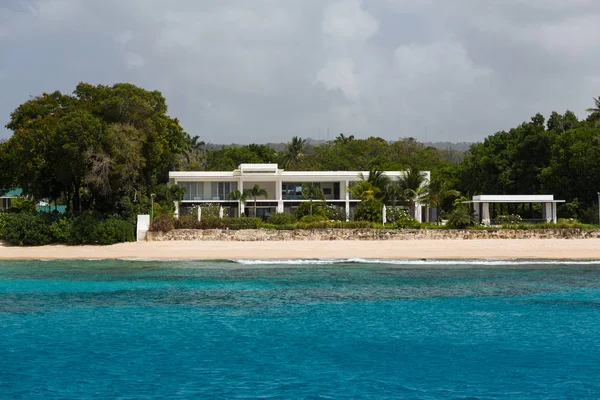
[1,259,600,399]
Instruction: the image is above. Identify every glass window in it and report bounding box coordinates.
[180,182,204,200]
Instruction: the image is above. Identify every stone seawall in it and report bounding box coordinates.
[147,229,600,241]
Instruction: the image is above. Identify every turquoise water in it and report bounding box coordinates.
[1,260,600,399]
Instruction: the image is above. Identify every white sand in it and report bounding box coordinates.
[1,239,600,260]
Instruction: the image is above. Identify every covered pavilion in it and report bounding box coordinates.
[464,195,565,225]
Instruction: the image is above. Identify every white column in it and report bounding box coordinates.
[414,202,423,223]
[345,180,350,222]
[545,203,552,223]
[276,179,284,213]
[552,203,557,223]
[481,202,490,226]
[197,206,202,222]
[174,201,180,219]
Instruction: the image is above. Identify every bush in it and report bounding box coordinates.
[325,205,347,221]
[93,219,135,245]
[225,217,262,230]
[497,214,522,225]
[353,199,383,222]
[68,214,134,245]
[199,217,226,229]
[385,208,410,224]
[1,213,54,246]
[295,201,327,219]
[150,214,175,232]
[446,206,477,229]
[0,212,9,237]
[174,214,200,229]
[7,197,37,214]
[299,214,329,223]
[48,217,71,243]
[267,213,296,225]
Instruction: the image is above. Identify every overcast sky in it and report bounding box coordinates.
[1,0,599,143]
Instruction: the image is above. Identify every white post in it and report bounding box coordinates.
[545,203,552,223]
[382,205,387,225]
[414,202,423,223]
[552,203,557,224]
[276,180,284,213]
[136,215,150,242]
[345,180,350,222]
[173,201,179,219]
[219,206,224,219]
[481,202,490,226]
[197,206,202,222]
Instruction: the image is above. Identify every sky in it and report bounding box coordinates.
[1,0,599,144]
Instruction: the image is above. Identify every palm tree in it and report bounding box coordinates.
[228,189,248,217]
[359,169,390,201]
[348,180,380,201]
[398,167,428,218]
[280,136,307,170]
[423,179,460,225]
[301,182,325,215]
[243,184,268,217]
[586,96,600,114]
[334,133,354,145]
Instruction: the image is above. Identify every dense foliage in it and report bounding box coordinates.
[1,212,134,246]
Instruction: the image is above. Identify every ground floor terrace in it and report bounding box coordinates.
[169,164,432,222]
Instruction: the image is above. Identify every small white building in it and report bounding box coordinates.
[169,164,430,221]
[0,188,22,211]
[466,195,565,225]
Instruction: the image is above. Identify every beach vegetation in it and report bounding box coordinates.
[267,213,296,225]
[243,185,268,218]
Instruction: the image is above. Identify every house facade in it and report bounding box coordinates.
[0,188,22,211]
[169,164,431,221]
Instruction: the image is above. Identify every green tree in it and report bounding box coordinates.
[398,167,428,218]
[243,184,268,217]
[1,82,189,215]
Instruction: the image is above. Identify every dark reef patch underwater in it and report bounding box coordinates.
[1,259,600,399]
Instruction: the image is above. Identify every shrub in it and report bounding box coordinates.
[226,217,262,230]
[174,214,200,229]
[0,212,9,237]
[446,206,477,229]
[353,199,383,222]
[48,217,71,243]
[151,214,175,232]
[1,213,54,246]
[394,216,421,229]
[199,217,226,229]
[93,219,135,245]
[385,208,410,224]
[496,214,522,225]
[325,205,347,221]
[299,214,329,223]
[7,197,37,214]
[68,214,134,245]
[267,213,296,225]
[295,201,327,219]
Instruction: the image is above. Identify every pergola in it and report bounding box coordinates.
[464,195,565,225]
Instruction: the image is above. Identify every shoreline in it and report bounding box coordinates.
[2,239,600,261]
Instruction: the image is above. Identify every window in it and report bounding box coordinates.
[179,182,204,200]
[211,182,238,200]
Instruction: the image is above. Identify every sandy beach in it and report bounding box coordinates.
[1,239,600,260]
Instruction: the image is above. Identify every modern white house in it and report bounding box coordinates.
[0,188,22,211]
[169,164,431,221]
[466,195,565,225]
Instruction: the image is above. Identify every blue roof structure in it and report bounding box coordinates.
[1,188,23,197]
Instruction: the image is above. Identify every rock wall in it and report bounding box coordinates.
[147,228,600,241]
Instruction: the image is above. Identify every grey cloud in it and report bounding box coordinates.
[1,0,599,143]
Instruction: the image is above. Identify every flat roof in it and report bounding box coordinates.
[0,188,22,198]
[466,195,565,203]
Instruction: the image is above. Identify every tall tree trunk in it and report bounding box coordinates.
[310,198,313,215]
[253,197,257,217]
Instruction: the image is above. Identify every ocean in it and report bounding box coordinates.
[1,259,600,399]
